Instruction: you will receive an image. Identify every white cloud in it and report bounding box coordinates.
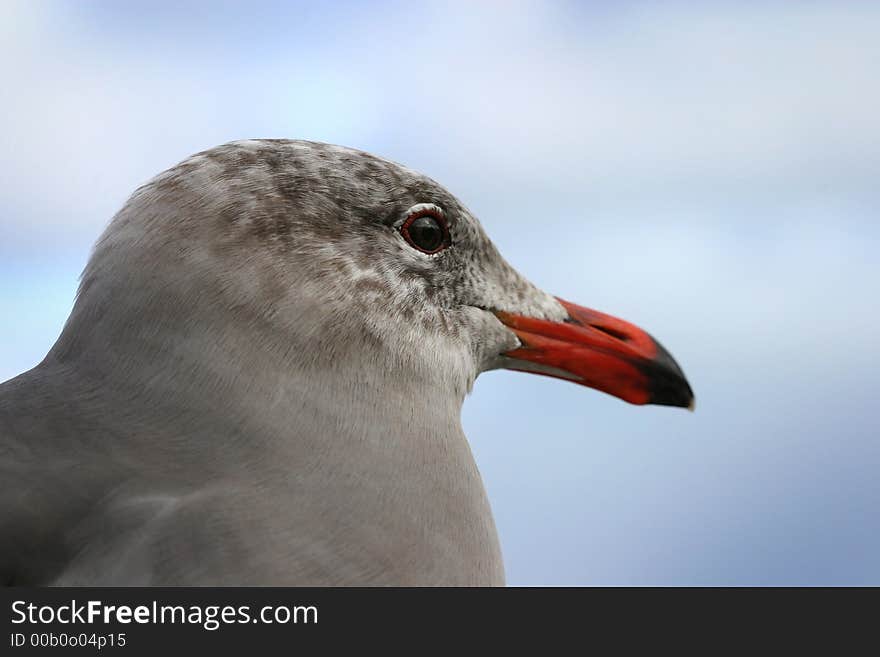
[3,2,879,242]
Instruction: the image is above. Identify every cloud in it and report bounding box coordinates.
[3,2,879,244]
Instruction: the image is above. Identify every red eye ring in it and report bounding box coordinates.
[399,208,451,255]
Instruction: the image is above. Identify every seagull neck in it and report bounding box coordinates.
[41,276,504,584]
[50,300,470,454]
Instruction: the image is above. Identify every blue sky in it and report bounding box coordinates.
[1,1,878,584]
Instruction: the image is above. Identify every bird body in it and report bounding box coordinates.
[1,140,692,585]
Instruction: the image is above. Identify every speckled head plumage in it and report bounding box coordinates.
[55,140,562,400]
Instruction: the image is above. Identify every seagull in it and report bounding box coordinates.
[0,140,693,586]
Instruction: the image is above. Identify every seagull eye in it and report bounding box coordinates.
[400,210,450,254]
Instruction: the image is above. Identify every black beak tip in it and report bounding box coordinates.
[645,336,695,410]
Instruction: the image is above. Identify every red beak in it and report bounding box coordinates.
[496,298,695,408]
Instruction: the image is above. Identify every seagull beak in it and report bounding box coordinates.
[495,298,695,409]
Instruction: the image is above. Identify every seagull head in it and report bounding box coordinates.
[61,139,693,410]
